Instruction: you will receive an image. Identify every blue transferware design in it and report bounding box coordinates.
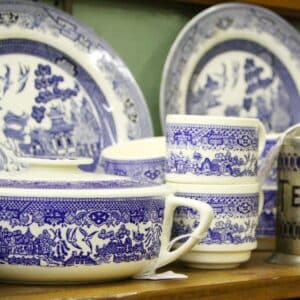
[103,158,166,184]
[0,144,24,172]
[166,124,258,177]
[278,152,300,171]
[0,1,153,172]
[172,192,259,245]
[1,52,105,172]
[256,189,277,237]
[259,138,278,185]
[0,178,155,189]
[161,3,300,133]
[0,196,164,266]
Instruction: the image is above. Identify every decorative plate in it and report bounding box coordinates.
[160,3,300,133]
[0,0,153,172]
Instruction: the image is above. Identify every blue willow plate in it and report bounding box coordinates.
[160,3,300,133]
[0,0,153,171]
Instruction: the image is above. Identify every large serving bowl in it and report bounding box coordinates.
[0,157,213,283]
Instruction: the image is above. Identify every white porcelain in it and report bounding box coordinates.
[0,1,153,173]
[101,137,166,184]
[160,3,300,134]
[0,157,213,283]
[166,114,266,184]
[169,182,263,269]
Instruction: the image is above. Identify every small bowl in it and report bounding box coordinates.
[101,137,166,184]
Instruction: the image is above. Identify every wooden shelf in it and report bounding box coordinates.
[1,251,300,300]
[171,0,300,17]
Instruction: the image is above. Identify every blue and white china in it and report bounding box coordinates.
[0,0,153,173]
[259,134,280,186]
[256,187,277,250]
[160,3,300,133]
[0,157,213,283]
[169,182,263,269]
[166,114,266,184]
[101,137,166,184]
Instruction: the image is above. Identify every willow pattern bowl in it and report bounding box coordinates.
[0,157,213,283]
[101,137,166,184]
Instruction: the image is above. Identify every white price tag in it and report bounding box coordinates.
[133,270,187,280]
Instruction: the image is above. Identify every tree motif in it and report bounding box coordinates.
[31,64,79,123]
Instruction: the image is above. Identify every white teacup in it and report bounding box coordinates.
[169,183,263,269]
[166,115,266,184]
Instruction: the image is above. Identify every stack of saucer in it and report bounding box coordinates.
[165,114,266,269]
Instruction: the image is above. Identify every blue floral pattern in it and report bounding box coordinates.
[103,158,166,184]
[0,196,164,267]
[172,192,259,245]
[0,178,154,189]
[166,124,258,177]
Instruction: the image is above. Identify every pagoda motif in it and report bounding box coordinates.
[45,106,76,156]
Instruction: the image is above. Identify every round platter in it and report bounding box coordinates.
[0,0,153,171]
[160,3,300,133]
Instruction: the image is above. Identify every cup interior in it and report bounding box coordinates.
[101,136,166,160]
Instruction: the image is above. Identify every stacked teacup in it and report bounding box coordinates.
[165,114,266,269]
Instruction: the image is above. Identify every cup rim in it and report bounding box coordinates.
[166,114,262,126]
[0,181,170,198]
[18,157,93,166]
[167,182,260,194]
[266,133,281,140]
[101,136,166,160]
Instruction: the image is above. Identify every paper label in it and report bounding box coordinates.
[133,270,188,280]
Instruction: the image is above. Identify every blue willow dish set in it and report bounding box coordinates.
[0,0,298,283]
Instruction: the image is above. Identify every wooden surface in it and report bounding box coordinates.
[172,0,300,16]
[1,251,300,300]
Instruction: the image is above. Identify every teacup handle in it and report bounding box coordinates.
[257,120,266,156]
[258,190,264,216]
[155,195,213,269]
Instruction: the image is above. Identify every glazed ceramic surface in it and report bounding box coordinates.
[259,133,280,186]
[256,187,277,238]
[0,158,213,283]
[160,3,300,133]
[101,137,166,184]
[166,114,265,184]
[275,139,300,256]
[0,1,153,172]
[169,183,263,269]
